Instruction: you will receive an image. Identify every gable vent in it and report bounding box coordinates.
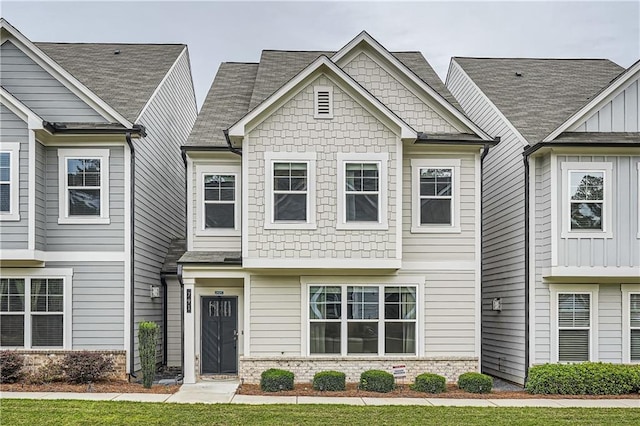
[314,86,333,119]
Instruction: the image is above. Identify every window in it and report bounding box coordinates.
[0,272,70,349]
[561,162,612,238]
[204,175,235,229]
[0,143,20,221]
[337,153,388,230]
[630,294,640,362]
[314,86,333,119]
[558,293,591,362]
[58,149,110,224]
[411,159,461,233]
[308,284,417,356]
[264,152,316,229]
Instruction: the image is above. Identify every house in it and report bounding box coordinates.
[177,31,498,384]
[447,57,640,384]
[0,19,198,375]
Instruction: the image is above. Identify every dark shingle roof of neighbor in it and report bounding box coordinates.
[186,50,463,147]
[35,42,185,123]
[161,238,187,275]
[453,57,625,144]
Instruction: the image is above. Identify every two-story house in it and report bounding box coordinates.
[0,19,197,375]
[176,32,498,384]
[447,57,640,384]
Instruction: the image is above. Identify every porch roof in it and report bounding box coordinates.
[178,251,242,265]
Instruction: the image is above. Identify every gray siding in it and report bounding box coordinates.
[0,41,106,123]
[576,78,640,132]
[45,145,125,251]
[166,277,182,368]
[35,140,46,250]
[132,50,197,369]
[0,104,29,249]
[534,154,552,363]
[446,62,526,384]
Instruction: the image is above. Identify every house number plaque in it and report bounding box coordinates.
[186,289,191,313]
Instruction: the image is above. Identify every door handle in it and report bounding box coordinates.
[233,329,238,341]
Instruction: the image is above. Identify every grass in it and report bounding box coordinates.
[1,399,639,425]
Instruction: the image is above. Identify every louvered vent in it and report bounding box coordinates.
[314,86,333,119]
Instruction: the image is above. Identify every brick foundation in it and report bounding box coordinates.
[239,356,478,384]
[11,350,127,380]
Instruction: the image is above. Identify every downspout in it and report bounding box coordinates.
[479,142,491,374]
[126,132,137,380]
[160,276,168,367]
[523,151,531,382]
[177,265,185,376]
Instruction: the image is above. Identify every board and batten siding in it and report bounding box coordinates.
[0,41,106,123]
[402,148,478,262]
[249,276,301,355]
[0,104,28,249]
[554,155,640,268]
[132,48,197,370]
[446,61,526,384]
[575,78,640,132]
[45,145,125,251]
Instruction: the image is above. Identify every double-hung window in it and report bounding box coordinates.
[622,285,640,363]
[337,153,388,230]
[0,143,20,221]
[264,152,316,229]
[411,159,460,233]
[308,282,418,356]
[204,174,236,229]
[557,293,591,362]
[58,149,110,224]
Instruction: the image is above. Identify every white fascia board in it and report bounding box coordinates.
[227,55,416,140]
[544,60,640,142]
[332,32,492,141]
[0,19,132,128]
[0,87,43,130]
[549,266,640,279]
[242,258,402,269]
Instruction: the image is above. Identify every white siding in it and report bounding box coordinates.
[576,78,640,132]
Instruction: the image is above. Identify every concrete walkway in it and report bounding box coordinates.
[2,381,640,407]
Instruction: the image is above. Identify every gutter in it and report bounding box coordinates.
[223,129,243,156]
[44,121,147,137]
[523,141,640,157]
[415,133,501,146]
[125,132,137,380]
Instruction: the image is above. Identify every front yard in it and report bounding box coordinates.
[2,400,639,425]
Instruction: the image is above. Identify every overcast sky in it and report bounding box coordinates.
[3,1,639,109]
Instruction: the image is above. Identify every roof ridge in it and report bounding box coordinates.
[454,56,613,61]
[35,41,186,46]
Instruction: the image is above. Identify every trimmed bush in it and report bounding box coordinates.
[0,351,24,383]
[411,373,446,394]
[260,368,294,392]
[458,372,493,394]
[62,351,115,384]
[526,363,640,395]
[28,358,65,384]
[312,370,346,391]
[139,321,159,388]
[359,369,395,393]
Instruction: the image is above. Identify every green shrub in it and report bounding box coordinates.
[62,351,115,384]
[359,369,395,393]
[28,357,65,384]
[526,363,640,395]
[139,321,159,389]
[260,368,294,392]
[312,371,346,391]
[0,351,24,383]
[411,373,446,394]
[457,372,493,394]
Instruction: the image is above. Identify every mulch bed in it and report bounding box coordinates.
[1,380,180,394]
[237,383,640,399]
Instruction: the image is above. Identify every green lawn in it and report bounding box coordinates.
[1,400,639,425]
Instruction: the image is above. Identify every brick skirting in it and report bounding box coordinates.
[239,356,478,384]
[11,350,127,380]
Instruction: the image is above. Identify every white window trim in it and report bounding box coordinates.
[337,152,388,230]
[0,142,21,221]
[195,164,240,236]
[301,275,425,357]
[549,283,599,363]
[57,148,110,225]
[560,162,612,239]
[314,86,333,119]
[622,284,640,363]
[264,151,317,230]
[410,158,461,233]
[0,268,73,350]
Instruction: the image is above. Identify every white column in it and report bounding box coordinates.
[183,279,196,383]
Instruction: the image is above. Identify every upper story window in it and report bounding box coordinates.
[195,164,240,236]
[0,143,20,221]
[58,149,110,225]
[314,86,333,119]
[560,162,612,238]
[411,159,461,233]
[264,152,316,230]
[337,153,388,230]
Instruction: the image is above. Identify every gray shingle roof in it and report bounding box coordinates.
[35,42,185,123]
[161,238,187,275]
[187,50,463,147]
[179,251,242,265]
[553,132,640,143]
[453,58,624,144]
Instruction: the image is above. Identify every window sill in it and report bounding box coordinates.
[561,230,613,239]
[336,222,389,231]
[0,213,21,221]
[195,229,241,237]
[264,222,317,230]
[58,217,110,225]
[411,226,461,234]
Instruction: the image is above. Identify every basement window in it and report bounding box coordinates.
[314,86,333,119]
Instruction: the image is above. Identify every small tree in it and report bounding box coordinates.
[138,321,159,388]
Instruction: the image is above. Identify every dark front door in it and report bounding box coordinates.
[201,296,237,374]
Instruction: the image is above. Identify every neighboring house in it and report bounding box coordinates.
[0,19,197,375]
[178,31,498,384]
[447,57,640,384]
